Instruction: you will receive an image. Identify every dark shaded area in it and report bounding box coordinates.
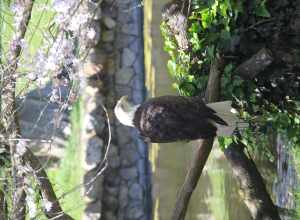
[230,0,300,112]
[234,48,273,80]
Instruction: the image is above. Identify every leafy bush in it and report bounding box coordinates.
[161,0,300,151]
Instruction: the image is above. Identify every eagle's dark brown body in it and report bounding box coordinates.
[133,96,227,143]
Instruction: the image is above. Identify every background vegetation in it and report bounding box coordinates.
[161,0,299,152]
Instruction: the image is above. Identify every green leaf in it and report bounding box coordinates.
[218,136,233,150]
[224,63,234,75]
[255,1,271,18]
[207,45,215,60]
[190,33,204,51]
[189,22,201,33]
[200,8,212,29]
[167,60,177,74]
[220,2,229,17]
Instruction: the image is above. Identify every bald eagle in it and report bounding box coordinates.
[114,95,240,143]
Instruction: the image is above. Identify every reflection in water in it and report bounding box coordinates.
[153,141,252,220]
[151,134,297,220]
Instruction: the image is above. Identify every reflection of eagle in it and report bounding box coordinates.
[114,96,240,143]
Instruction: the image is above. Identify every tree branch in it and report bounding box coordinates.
[171,138,215,220]
[205,57,224,103]
[21,147,74,220]
[234,47,273,80]
[224,142,281,220]
[11,188,26,220]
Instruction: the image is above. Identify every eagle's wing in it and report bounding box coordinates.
[134,96,220,142]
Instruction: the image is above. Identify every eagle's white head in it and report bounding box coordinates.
[114,96,140,127]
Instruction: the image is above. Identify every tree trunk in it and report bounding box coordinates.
[1,1,35,219]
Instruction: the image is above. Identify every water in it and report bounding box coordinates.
[151,141,252,220]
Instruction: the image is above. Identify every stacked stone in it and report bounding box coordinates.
[100,0,151,220]
[77,1,107,220]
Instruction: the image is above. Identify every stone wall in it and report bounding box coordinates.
[77,0,151,219]
[100,0,151,220]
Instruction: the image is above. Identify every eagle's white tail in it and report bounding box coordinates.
[207,101,248,137]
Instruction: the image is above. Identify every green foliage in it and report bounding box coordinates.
[255,0,271,18]
[161,0,244,96]
[161,22,196,96]
[217,136,233,150]
[221,63,243,98]
[161,0,299,155]
[48,99,84,219]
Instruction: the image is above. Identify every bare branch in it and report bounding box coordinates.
[21,147,74,220]
[205,57,224,103]
[2,0,34,131]
[11,189,26,220]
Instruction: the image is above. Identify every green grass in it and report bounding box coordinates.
[0,0,56,94]
[1,0,55,57]
[0,0,14,59]
[48,99,85,220]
